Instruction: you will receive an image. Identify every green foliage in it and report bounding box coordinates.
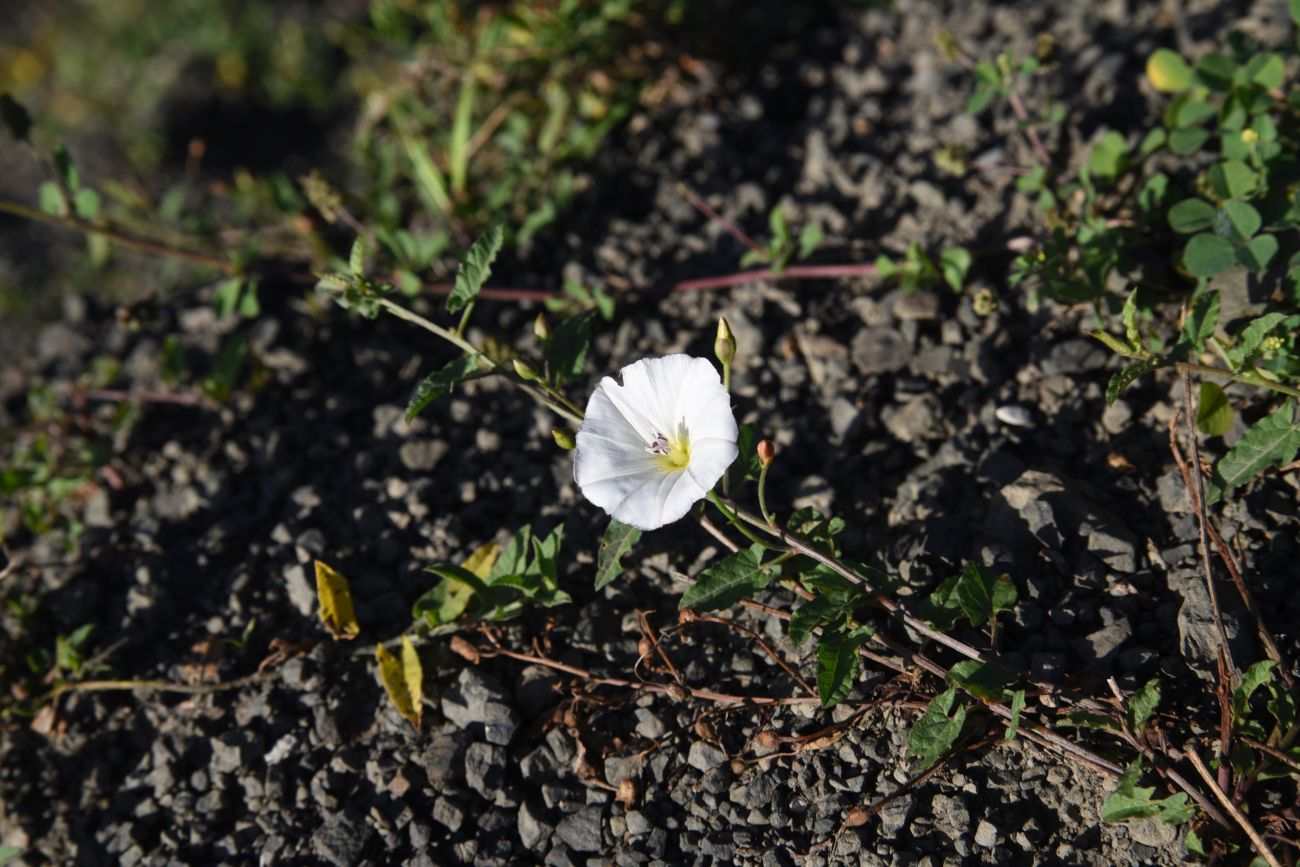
[543,310,595,385]
[738,206,824,273]
[946,659,1018,702]
[1206,400,1300,504]
[908,687,968,768]
[594,519,641,590]
[1004,689,1026,742]
[814,624,874,707]
[446,224,504,314]
[876,242,972,294]
[1100,762,1195,824]
[1196,381,1233,436]
[413,524,570,628]
[726,424,762,489]
[1127,679,1161,733]
[679,544,778,612]
[1,387,114,545]
[916,563,1016,634]
[404,354,487,423]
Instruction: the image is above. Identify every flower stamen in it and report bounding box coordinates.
[646,432,671,455]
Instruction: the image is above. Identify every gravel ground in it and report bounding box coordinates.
[3,1,1299,865]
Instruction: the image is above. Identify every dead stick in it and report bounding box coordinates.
[1187,748,1284,867]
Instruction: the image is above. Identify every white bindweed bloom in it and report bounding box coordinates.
[574,354,739,531]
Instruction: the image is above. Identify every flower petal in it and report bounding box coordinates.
[573,354,738,531]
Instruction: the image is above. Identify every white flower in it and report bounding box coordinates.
[573,354,739,531]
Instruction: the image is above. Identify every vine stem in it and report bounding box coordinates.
[1175,361,1300,401]
[375,297,584,426]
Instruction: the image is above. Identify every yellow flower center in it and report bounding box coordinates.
[647,425,691,472]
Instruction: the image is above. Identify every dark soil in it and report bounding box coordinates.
[3,1,1299,865]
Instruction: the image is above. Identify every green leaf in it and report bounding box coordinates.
[727,424,761,487]
[1196,382,1233,436]
[1180,290,1219,354]
[1059,710,1123,732]
[1209,160,1256,199]
[1242,52,1284,90]
[1207,400,1300,504]
[489,525,533,582]
[1168,128,1210,155]
[769,206,790,247]
[1167,199,1217,233]
[1194,53,1236,92]
[1226,313,1295,369]
[215,278,243,319]
[1127,679,1161,732]
[1183,233,1237,278]
[1004,689,1026,742]
[939,247,972,293]
[797,223,823,260]
[1138,129,1167,158]
[953,563,1017,629]
[1219,201,1261,240]
[679,544,776,612]
[1107,356,1159,408]
[915,574,964,629]
[815,626,873,707]
[405,353,486,423]
[1121,291,1141,349]
[1101,764,1163,822]
[1237,234,1277,271]
[544,310,594,383]
[73,188,100,220]
[1233,660,1278,720]
[349,237,367,276]
[1145,49,1192,93]
[1088,130,1128,179]
[788,595,841,646]
[594,519,641,590]
[947,659,1018,702]
[908,688,968,767]
[446,224,504,314]
[1091,330,1146,360]
[1173,98,1217,129]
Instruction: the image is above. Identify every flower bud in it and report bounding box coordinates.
[513,358,539,381]
[552,428,575,450]
[533,313,550,341]
[757,439,775,467]
[714,316,736,367]
[1241,128,1260,145]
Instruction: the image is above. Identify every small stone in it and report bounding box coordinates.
[555,805,605,853]
[1128,816,1177,848]
[994,405,1033,428]
[517,800,553,851]
[432,796,465,832]
[283,564,315,617]
[464,742,511,805]
[687,741,727,772]
[851,327,908,375]
[399,440,449,472]
[974,820,999,848]
[312,812,374,867]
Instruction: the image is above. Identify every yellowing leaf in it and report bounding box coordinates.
[377,636,424,728]
[463,541,500,579]
[314,560,360,640]
[1146,49,1193,93]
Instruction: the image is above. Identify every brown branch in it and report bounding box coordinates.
[636,610,685,687]
[693,613,816,698]
[1187,748,1284,867]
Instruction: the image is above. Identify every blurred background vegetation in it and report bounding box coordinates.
[0,0,840,321]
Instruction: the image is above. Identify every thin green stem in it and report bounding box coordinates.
[706,490,782,550]
[1176,361,1300,401]
[455,298,476,339]
[376,297,585,426]
[757,461,775,526]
